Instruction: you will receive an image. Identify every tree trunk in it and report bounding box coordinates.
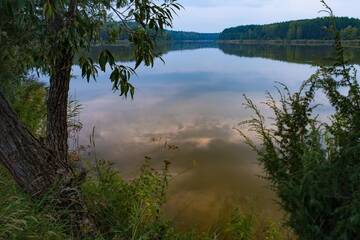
[47,53,73,163]
[46,0,77,162]
[0,92,69,196]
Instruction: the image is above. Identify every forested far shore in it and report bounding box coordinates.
[100,17,360,45]
[220,17,360,41]
[218,39,360,47]
[100,22,220,42]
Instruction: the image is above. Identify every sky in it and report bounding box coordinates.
[171,0,360,32]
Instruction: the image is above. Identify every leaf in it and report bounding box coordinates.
[43,1,54,19]
[135,56,143,69]
[110,68,119,83]
[99,51,108,72]
[106,50,115,66]
[130,84,135,99]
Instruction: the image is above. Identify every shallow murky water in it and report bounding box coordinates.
[67,43,357,229]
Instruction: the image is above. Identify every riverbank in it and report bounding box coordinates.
[0,162,290,240]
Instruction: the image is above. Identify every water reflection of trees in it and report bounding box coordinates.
[85,41,218,63]
[85,42,360,66]
[218,43,360,66]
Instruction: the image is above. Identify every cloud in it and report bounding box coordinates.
[171,0,360,32]
[179,0,272,8]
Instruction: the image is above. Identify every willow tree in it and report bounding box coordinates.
[0,0,181,196]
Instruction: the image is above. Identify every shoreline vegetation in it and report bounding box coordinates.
[219,17,360,41]
[97,17,360,47]
[94,39,360,48]
[217,39,360,47]
[0,153,290,240]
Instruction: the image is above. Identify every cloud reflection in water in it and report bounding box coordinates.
[70,47,329,229]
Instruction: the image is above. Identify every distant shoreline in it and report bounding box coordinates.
[218,39,360,47]
[92,39,360,48]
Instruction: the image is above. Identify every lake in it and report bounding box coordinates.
[68,43,358,230]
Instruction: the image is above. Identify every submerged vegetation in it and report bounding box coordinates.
[0,160,287,240]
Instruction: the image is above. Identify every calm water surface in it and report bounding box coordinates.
[68,44,356,229]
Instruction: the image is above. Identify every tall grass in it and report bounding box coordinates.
[0,167,68,240]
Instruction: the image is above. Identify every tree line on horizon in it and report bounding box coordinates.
[219,17,360,41]
[99,22,219,42]
[100,17,360,43]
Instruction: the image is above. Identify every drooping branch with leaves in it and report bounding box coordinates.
[0,0,181,196]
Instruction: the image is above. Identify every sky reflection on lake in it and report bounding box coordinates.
[68,45,338,229]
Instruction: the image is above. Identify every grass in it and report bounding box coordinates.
[0,161,289,240]
[0,167,68,239]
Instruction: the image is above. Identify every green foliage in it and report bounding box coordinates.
[160,30,219,41]
[0,1,45,136]
[225,209,254,240]
[239,3,360,239]
[220,17,360,41]
[99,22,219,42]
[0,77,47,136]
[219,208,286,240]
[0,167,68,240]
[263,222,283,240]
[0,161,175,240]
[11,78,47,136]
[0,0,182,99]
[81,161,170,239]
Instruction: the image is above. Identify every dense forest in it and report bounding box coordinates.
[101,17,360,43]
[165,31,219,41]
[99,22,219,42]
[219,17,360,40]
